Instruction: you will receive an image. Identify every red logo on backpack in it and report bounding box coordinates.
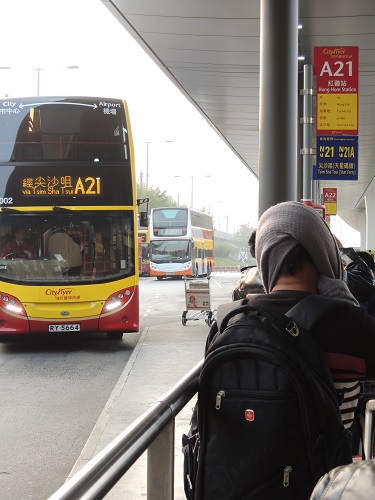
[245,409,255,421]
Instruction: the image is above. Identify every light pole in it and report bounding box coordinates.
[34,65,79,95]
[144,141,152,188]
[174,175,211,208]
[215,201,223,231]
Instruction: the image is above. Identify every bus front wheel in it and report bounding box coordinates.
[107,331,123,340]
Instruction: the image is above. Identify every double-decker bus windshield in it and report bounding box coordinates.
[0,96,129,163]
[0,211,134,283]
[152,208,188,236]
[151,240,191,264]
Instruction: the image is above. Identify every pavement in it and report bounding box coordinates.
[67,314,211,499]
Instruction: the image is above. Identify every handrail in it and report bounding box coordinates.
[48,358,203,500]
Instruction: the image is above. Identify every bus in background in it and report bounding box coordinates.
[138,236,143,276]
[0,96,144,339]
[138,228,150,276]
[149,207,214,280]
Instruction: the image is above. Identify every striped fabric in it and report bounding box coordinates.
[334,381,361,429]
[324,351,366,428]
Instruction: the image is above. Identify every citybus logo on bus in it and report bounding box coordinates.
[46,288,73,297]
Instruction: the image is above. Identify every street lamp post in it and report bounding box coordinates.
[144,141,152,188]
[215,201,223,231]
[34,65,79,95]
[174,175,211,208]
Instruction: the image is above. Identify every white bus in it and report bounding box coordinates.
[149,207,214,279]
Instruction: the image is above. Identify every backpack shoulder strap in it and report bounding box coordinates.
[286,295,346,330]
[286,295,348,386]
[217,295,346,335]
[215,299,248,333]
[216,299,292,334]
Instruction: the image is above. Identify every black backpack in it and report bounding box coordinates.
[182,295,353,500]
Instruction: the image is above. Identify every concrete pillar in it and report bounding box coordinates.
[258,0,299,217]
[358,210,367,249]
[365,181,375,250]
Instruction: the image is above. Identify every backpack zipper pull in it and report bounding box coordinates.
[283,465,292,487]
[215,390,225,410]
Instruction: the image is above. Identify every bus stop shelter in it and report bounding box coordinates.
[101,0,375,248]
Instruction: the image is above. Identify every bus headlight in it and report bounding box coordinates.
[102,287,134,313]
[0,291,27,317]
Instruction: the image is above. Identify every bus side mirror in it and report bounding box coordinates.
[139,211,148,228]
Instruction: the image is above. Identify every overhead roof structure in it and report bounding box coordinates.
[101,0,375,234]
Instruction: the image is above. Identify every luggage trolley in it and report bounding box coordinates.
[182,276,216,327]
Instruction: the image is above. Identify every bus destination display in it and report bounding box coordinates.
[21,175,102,197]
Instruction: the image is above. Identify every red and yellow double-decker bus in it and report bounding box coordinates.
[0,96,142,339]
[138,228,150,276]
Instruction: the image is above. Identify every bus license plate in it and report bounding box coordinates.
[49,324,80,332]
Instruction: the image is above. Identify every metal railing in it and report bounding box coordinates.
[44,353,375,499]
[48,359,203,500]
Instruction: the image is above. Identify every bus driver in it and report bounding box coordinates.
[1,226,37,259]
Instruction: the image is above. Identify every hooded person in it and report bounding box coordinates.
[254,200,358,306]
[243,200,375,431]
[209,201,375,432]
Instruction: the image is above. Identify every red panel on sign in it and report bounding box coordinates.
[323,188,337,215]
[323,188,337,203]
[314,46,358,92]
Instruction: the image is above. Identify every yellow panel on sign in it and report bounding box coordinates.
[325,202,337,216]
[317,94,358,131]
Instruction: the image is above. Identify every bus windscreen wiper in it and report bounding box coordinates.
[0,207,21,213]
[52,206,73,212]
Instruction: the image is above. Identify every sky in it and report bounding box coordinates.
[0,0,360,244]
